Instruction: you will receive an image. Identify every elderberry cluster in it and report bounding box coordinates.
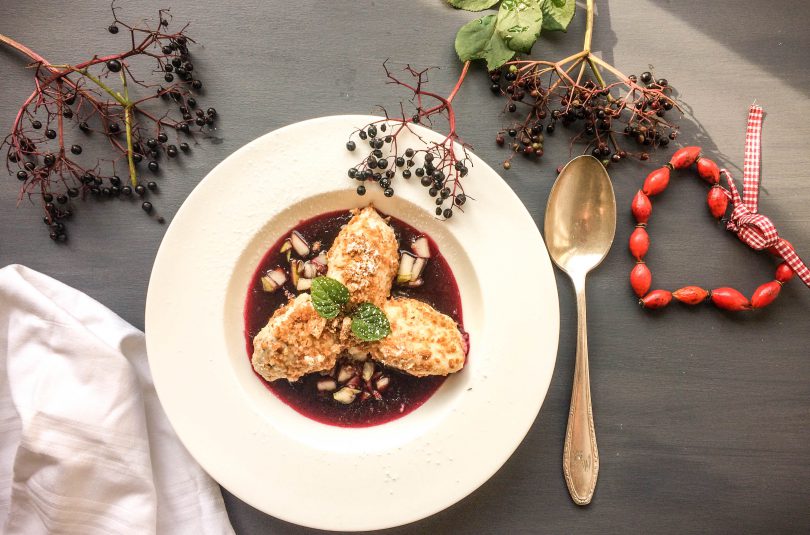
[490,65,678,168]
[345,122,469,219]
[2,6,218,242]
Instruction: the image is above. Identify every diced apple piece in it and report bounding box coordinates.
[301,261,318,279]
[333,387,359,404]
[261,275,279,293]
[397,251,416,284]
[375,375,390,392]
[291,230,310,257]
[289,259,301,286]
[296,278,312,291]
[411,257,427,280]
[312,251,328,272]
[337,365,355,383]
[411,236,430,258]
[316,378,337,392]
[268,268,287,286]
[362,361,375,382]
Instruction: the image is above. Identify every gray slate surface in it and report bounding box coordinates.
[1,1,809,533]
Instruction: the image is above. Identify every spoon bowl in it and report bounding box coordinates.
[545,155,617,278]
[543,155,616,505]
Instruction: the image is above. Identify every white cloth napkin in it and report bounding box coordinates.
[0,265,234,535]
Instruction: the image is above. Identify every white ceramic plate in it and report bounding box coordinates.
[145,115,559,531]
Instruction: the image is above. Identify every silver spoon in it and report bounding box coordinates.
[544,155,616,505]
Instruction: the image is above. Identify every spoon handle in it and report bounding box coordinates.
[562,278,599,505]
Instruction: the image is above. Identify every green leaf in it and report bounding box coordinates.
[351,303,391,342]
[310,276,349,319]
[446,0,500,11]
[496,0,544,54]
[454,14,515,70]
[541,0,575,31]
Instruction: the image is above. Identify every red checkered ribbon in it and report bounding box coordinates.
[720,104,810,288]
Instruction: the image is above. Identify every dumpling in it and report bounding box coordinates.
[369,297,466,377]
[326,206,398,307]
[251,293,342,382]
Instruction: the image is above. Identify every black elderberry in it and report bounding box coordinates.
[490,83,500,93]
[383,188,394,197]
[356,185,366,196]
[31,120,42,129]
[455,193,466,206]
[368,159,378,169]
[384,136,392,143]
[162,45,173,54]
[195,117,205,126]
[367,125,377,138]
[346,141,356,151]
[172,58,182,67]
[378,158,388,169]
[415,167,425,177]
[165,65,174,73]
[108,24,119,34]
[148,161,159,172]
[164,73,174,83]
[443,208,453,219]
[428,187,438,197]
[147,138,158,149]
[507,129,517,137]
[16,170,27,180]
[379,178,391,188]
[135,184,146,196]
[56,194,67,204]
[178,123,190,134]
[67,187,79,197]
[436,207,443,216]
[121,186,132,196]
[24,162,35,171]
[106,59,122,73]
[385,169,395,179]
[191,80,203,90]
[640,71,653,84]
[132,152,143,162]
[372,149,383,158]
[440,188,450,199]
[420,175,432,187]
[146,181,157,191]
[358,131,367,140]
[395,157,405,167]
[348,168,358,178]
[45,129,57,139]
[507,103,517,113]
[402,169,411,179]
[142,201,153,213]
[167,145,178,157]
[656,78,668,87]
[43,154,55,166]
[405,148,414,158]
[180,142,190,151]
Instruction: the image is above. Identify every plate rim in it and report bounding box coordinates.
[145,114,560,531]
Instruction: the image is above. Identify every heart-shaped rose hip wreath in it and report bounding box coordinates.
[630,105,810,311]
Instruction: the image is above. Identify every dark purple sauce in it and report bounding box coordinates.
[244,209,465,428]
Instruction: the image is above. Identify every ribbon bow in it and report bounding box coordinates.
[720,105,810,288]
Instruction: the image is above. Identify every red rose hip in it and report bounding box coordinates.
[642,167,671,196]
[640,289,672,309]
[631,189,652,224]
[775,262,794,283]
[672,286,709,305]
[711,287,751,311]
[629,226,650,260]
[696,157,721,184]
[751,280,782,309]
[707,186,729,219]
[669,146,701,169]
[630,262,652,297]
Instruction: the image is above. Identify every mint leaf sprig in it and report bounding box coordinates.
[310,276,391,342]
